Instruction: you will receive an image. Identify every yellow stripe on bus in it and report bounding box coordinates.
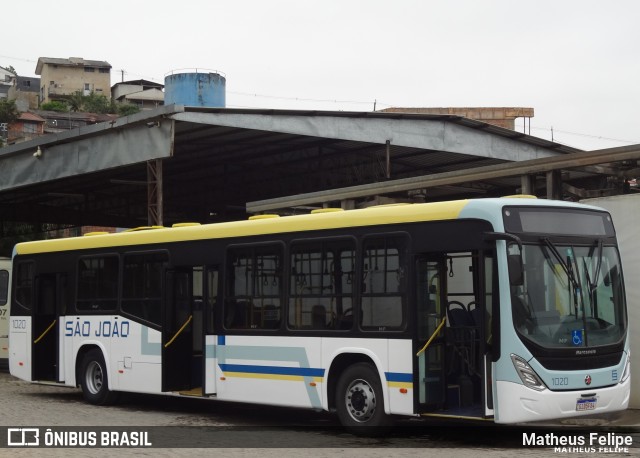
[15,200,469,255]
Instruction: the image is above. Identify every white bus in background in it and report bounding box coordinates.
[0,257,11,366]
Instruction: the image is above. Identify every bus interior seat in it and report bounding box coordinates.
[468,301,481,327]
[262,304,280,329]
[225,301,250,328]
[311,304,326,329]
[337,308,353,330]
[446,301,473,327]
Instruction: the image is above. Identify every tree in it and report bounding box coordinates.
[67,91,85,112]
[1,65,16,76]
[82,92,112,114]
[44,92,141,118]
[0,99,20,124]
[41,101,69,112]
[67,91,113,114]
[0,99,19,146]
[117,103,140,116]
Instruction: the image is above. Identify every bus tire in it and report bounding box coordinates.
[79,349,118,405]
[335,362,391,434]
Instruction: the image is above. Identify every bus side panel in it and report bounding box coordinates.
[323,338,395,414]
[205,334,217,395]
[324,338,415,416]
[62,317,163,393]
[387,339,414,416]
[9,316,32,381]
[215,335,323,409]
[110,320,162,394]
[63,315,111,388]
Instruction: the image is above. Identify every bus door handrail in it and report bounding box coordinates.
[416,317,446,357]
[164,314,193,348]
[33,319,57,344]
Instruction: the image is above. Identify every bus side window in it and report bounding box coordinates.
[288,239,355,330]
[77,256,119,312]
[225,245,282,330]
[121,252,167,325]
[361,235,408,331]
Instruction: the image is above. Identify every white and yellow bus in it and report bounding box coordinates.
[8,197,630,431]
[0,257,11,366]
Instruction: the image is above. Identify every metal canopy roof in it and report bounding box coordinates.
[0,105,634,232]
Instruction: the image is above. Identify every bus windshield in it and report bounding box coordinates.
[510,241,626,349]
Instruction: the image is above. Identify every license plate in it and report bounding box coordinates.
[576,397,597,411]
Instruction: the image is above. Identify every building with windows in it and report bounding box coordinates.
[7,76,40,111]
[112,79,164,110]
[35,57,111,105]
[0,66,16,100]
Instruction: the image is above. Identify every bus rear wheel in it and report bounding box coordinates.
[79,349,118,405]
[335,362,391,434]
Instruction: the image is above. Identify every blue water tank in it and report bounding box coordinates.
[164,70,226,107]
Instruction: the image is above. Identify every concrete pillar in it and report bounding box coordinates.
[546,170,562,200]
[520,175,536,196]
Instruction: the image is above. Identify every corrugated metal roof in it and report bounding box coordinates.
[0,105,633,231]
[18,112,45,122]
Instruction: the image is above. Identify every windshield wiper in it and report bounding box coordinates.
[541,238,589,345]
[584,238,604,320]
[541,238,577,288]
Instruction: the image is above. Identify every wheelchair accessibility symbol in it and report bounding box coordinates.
[572,330,583,346]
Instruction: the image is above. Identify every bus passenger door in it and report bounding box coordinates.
[32,273,66,382]
[416,257,446,409]
[162,269,194,392]
[417,251,493,419]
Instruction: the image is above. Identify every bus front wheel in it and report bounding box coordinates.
[335,362,391,434]
[79,349,118,405]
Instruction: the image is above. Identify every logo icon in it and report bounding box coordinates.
[584,375,592,386]
[7,428,40,446]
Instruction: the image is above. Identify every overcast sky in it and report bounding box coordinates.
[2,0,639,150]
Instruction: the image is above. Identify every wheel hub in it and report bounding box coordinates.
[345,379,376,423]
[86,361,104,394]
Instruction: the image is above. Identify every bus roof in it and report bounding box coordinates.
[12,197,600,256]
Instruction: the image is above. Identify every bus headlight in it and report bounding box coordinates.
[511,354,547,391]
[620,352,630,384]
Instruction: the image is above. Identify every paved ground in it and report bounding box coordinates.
[0,370,637,457]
